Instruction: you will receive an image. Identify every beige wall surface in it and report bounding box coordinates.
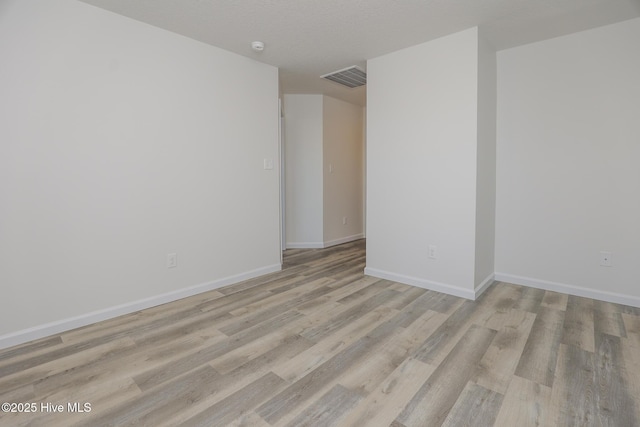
[323,96,365,246]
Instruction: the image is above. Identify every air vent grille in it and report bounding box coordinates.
[321,66,366,88]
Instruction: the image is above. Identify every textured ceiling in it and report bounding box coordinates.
[80,0,640,106]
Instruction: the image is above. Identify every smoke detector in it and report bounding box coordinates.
[321,66,366,88]
[251,41,265,52]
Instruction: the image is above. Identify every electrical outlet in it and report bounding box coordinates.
[343,216,347,225]
[600,251,612,267]
[428,245,437,259]
[167,253,177,269]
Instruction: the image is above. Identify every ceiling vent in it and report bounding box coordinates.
[321,66,366,88]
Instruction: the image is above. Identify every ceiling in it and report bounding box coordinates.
[80,0,640,107]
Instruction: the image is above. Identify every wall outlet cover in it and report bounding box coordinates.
[167,253,178,268]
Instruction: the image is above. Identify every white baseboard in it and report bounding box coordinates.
[286,242,325,249]
[323,234,365,248]
[495,272,640,308]
[0,264,282,350]
[364,267,476,300]
[287,233,364,250]
[474,273,496,299]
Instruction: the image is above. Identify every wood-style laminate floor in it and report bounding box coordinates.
[1,239,639,426]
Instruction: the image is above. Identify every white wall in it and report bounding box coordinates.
[366,28,481,297]
[363,107,368,236]
[495,18,640,306]
[284,94,324,247]
[284,94,365,248]
[474,33,497,288]
[0,0,280,347]
[323,96,365,246]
